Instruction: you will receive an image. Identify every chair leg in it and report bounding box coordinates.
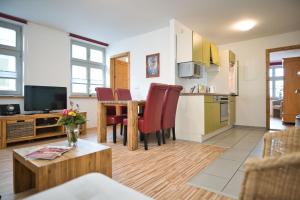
[156,131,161,146]
[143,133,148,150]
[123,126,127,146]
[172,127,176,140]
[113,125,117,143]
[140,133,144,141]
[161,129,166,144]
[120,124,123,136]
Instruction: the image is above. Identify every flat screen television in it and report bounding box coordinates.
[24,85,67,112]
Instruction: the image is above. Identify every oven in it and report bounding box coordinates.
[219,96,229,122]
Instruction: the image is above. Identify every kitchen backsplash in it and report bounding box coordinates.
[175,68,208,93]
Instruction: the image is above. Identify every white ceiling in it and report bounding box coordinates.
[0,0,300,45]
[270,49,300,62]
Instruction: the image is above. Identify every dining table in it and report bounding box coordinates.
[97,100,146,151]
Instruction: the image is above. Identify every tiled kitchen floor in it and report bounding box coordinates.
[188,127,265,199]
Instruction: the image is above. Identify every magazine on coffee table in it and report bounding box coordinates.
[25,146,72,160]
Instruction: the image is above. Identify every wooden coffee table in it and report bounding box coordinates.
[13,139,112,193]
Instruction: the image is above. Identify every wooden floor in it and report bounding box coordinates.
[0,128,230,200]
[270,117,293,130]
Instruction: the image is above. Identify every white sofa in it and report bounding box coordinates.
[25,173,152,200]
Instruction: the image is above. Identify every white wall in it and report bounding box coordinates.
[107,26,174,99]
[0,22,101,128]
[219,30,300,127]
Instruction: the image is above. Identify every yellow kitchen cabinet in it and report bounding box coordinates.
[211,43,220,66]
[192,31,203,64]
[202,38,211,67]
[177,29,220,67]
[229,96,236,125]
[204,96,221,134]
[229,50,236,65]
[177,29,203,64]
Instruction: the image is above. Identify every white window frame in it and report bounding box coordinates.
[70,40,106,96]
[269,65,284,99]
[0,20,23,96]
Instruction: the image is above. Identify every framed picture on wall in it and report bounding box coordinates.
[146,53,160,78]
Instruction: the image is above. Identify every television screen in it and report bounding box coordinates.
[24,85,67,112]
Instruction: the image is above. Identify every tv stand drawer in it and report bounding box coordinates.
[6,119,35,140]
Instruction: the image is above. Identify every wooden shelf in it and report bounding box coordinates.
[35,132,65,139]
[7,136,36,143]
[36,124,60,129]
[69,96,96,99]
[7,132,66,143]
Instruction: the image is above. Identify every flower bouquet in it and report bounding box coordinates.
[58,102,86,147]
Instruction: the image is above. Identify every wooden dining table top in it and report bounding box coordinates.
[98,100,146,106]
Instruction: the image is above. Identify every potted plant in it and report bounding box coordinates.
[58,102,86,147]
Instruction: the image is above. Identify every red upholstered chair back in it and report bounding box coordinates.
[115,89,132,100]
[161,85,183,129]
[95,87,116,115]
[142,83,168,133]
[115,88,132,115]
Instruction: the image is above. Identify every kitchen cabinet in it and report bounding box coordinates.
[229,50,236,65]
[177,29,203,63]
[229,96,236,125]
[228,50,239,95]
[176,27,193,63]
[202,38,211,67]
[177,29,220,68]
[204,96,221,134]
[211,43,220,66]
[176,94,233,143]
[192,32,203,64]
[202,39,220,67]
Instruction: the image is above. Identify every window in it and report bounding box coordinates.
[71,40,105,95]
[0,21,22,95]
[269,65,284,99]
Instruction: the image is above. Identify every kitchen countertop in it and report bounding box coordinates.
[180,93,237,96]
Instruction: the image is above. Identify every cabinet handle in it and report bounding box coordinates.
[17,120,25,123]
[295,89,300,94]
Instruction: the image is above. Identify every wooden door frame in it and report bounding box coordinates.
[265,44,300,129]
[110,52,130,91]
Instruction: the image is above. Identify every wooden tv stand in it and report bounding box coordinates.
[0,112,87,149]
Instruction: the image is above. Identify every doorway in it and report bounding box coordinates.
[266,45,300,130]
[110,52,130,91]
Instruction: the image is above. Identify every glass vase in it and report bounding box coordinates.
[65,125,80,147]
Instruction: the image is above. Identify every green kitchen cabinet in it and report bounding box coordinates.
[202,38,211,67]
[210,43,220,66]
[204,96,221,134]
[229,50,236,65]
[192,31,203,64]
[229,96,236,125]
[177,29,203,64]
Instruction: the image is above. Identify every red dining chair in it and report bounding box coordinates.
[95,87,122,143]
[123,83,168,150]
[161,85,183,143]
[115,88,132,101]
[115,88,132,135]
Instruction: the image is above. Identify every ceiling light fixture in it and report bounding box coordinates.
[232,19,257,31]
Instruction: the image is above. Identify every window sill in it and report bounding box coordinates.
[0,95,24,99]
[69,96,97,99]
